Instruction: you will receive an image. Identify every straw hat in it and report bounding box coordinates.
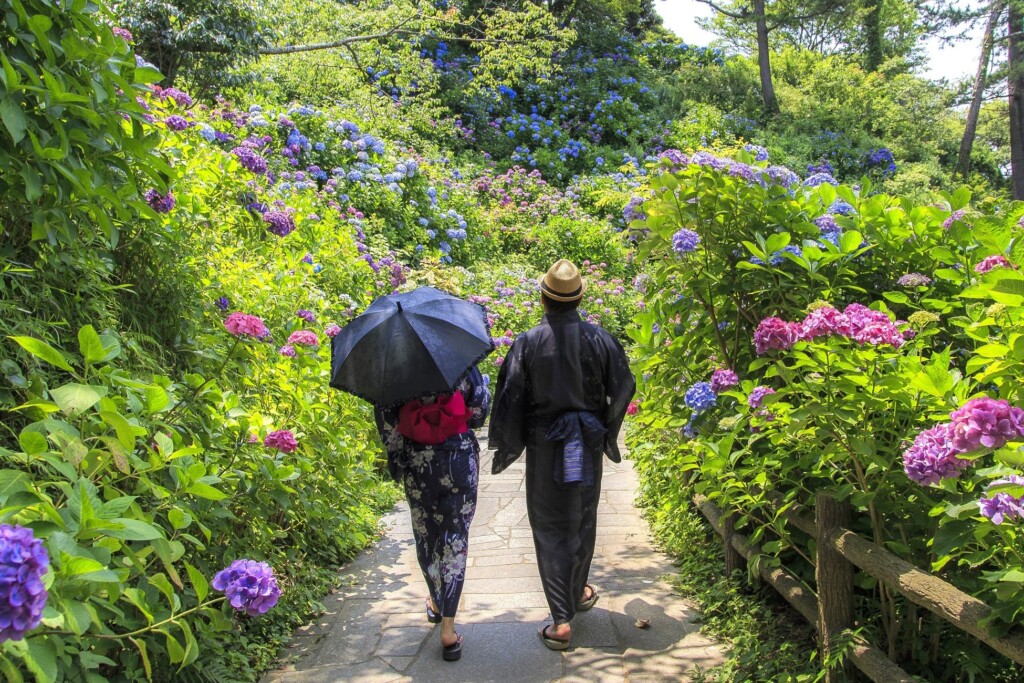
[538,259,587,302]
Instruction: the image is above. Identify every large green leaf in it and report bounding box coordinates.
[102,518,164,541]
[77,325,105,364]
[50,384,106,416]
[8,337,73,373]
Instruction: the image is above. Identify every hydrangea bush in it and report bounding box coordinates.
[627,148,1024,679]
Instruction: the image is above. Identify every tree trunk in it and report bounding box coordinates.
[958,0,1004,179]
[1009,1,1024,198]
[863,1,884,71]
[753,0,779,113]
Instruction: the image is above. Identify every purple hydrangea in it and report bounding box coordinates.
[897,273,932,287]
[279,344,296,357]
[144,189,175,214]
[684,382,717,413]
[263,211,296,237]
[748,386,776,409]
[297,309,316,323]
[672,228,701,255]
[764,165,800,187]
[948,397,1024,453]
[325,323,342,338]
[232,147,268,175]
[216,296,230,311]
[156,87,193,108]
[0,525,49,643]
[977,475,1024,524]
[212,560,281,616]
[942,209,966,230]
[164,115,190,131]
[902,423,967,486]
[710,368,738,393]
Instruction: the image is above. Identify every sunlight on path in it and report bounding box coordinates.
[262,434,724,682]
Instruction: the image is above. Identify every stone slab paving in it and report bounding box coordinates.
[263,435,724,682]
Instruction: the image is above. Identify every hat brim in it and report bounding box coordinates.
[538,276,587,302]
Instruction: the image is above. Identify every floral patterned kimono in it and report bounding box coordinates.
[374,366,490,617]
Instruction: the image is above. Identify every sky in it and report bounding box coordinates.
[654,0,983,82]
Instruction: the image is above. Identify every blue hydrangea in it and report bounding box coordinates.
[684,382,717,413]
[197,123,217,142]
[744,143,769,161]
[672,228,701,255]
[804,172,838,187]
[828,199,856,215]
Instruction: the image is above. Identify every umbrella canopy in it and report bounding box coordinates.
[329,286,494,407]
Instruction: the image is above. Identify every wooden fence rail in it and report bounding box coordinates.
[692,493,1024,682]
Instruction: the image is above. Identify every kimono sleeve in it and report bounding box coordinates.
[373,406,405,482]
[601,332,636,461]
[487,336,530,474]
[460,365,491,430]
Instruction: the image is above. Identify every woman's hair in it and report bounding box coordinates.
[541,293,581,313]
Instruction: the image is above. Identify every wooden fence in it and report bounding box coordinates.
[692,492,1024,682]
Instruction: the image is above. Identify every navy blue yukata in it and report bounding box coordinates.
[374,366,490,618]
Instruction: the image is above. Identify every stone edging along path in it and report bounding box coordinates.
[262,433,723,682]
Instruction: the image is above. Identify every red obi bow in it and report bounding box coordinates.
[397,391,470,445]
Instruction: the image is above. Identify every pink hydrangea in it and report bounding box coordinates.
[974,255,1015,274]
[902,423,968,485]
[626,401,639,416]
[263,430,298,453]
[844,304,903,348]
[287,330,319,347]
[753,317,801,355]
[799,306,852,340]
[948,397,1024,453]
[224,312,268,338]
[710,368,739,393]
[325,323,342,338]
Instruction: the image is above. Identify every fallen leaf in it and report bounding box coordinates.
[634,618,651,629]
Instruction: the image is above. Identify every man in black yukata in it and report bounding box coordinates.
[488,258,636,650]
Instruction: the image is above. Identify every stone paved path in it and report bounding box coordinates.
[263,435,723,682]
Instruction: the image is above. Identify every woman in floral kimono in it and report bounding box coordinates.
[373,365,490,662]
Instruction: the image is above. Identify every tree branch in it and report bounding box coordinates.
[695,0,749,21]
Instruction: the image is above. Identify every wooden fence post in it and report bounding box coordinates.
[816,492,854,682]
[721,511,745,577]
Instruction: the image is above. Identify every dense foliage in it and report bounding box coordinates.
[627,148,1024,679]
[2,0,1024,680]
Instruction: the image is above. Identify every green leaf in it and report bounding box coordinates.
[0,96,27,144]
[103,518,164,541]
[77,326,105,364]
[185,563,209,603]
[24,638,57,683]
[50,384,106,416]
[186,482,227,501]
[164,630,186,664]
[8,337,73,373]
[0,470,30,503]
[146,386,169,413]
[18,431,47,456]
[840,230,864,253]
[99,411,136,450]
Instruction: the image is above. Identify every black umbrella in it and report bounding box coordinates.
[329,287,494,407]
